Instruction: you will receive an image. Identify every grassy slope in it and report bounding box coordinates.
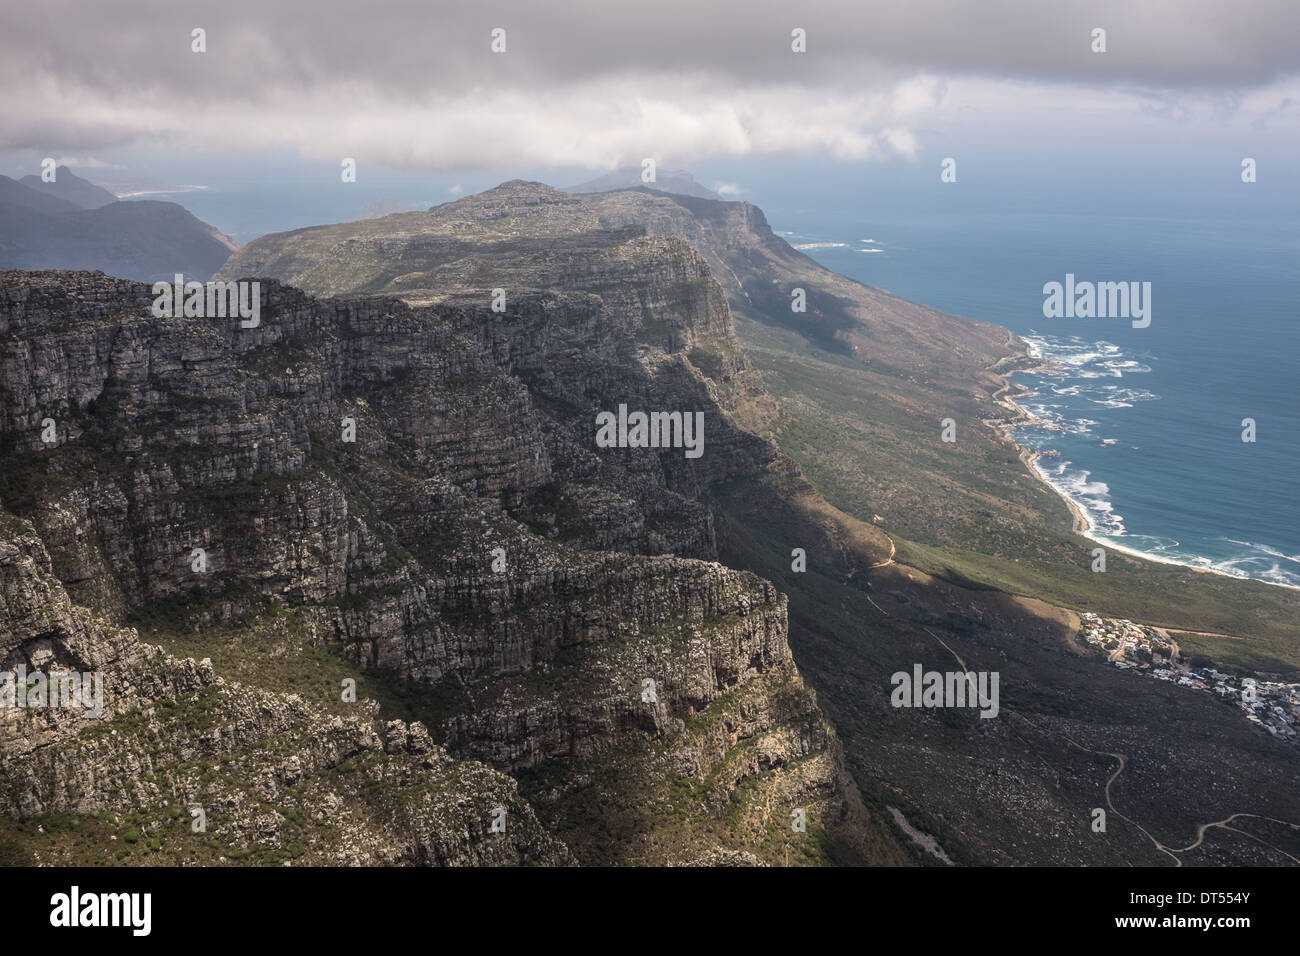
[708,447,1300,867]
[734,313,1300,676]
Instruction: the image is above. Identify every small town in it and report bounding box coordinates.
[1080,612,1300,745]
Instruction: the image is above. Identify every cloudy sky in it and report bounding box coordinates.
[3,0,1300,180]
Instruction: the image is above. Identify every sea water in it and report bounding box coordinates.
[787,207,1300,588]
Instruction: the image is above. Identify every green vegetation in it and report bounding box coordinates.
[739,325,1300,674]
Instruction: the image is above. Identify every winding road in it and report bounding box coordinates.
[1053,729,1300,866]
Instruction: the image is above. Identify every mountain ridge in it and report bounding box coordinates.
[0,257,904,865]
[0,171,237,283]
[18,166,119,209]
[565,166,723,200]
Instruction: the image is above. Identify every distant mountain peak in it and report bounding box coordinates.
[18,165,118,209]
[564,167,722,200]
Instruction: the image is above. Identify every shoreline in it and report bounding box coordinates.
[988,356,1300,592]
[1019,445,1091,535]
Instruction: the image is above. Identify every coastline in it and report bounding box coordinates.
[1019,444,1091,535]
[988,354,1300,592]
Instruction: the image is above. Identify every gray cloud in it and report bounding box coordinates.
[2,0,1298,164]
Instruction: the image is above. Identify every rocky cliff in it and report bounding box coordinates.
[218,179,1009,389]
[8,180,1299,868]
[0,261,900,865]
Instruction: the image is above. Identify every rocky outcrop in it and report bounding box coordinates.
[0,258,892,865]
[218,179,1009,394]
[0,512,568,865]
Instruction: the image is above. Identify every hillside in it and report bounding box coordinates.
[218,181,1300,656]
[218,180,1010,386]
[0,172,235,283]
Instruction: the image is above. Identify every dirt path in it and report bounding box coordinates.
[869,535,896,569]
[862,531,895,616]
[1147,625,1245,642]
[1052,729,1300,866]
[921,626,969,673]
[1168,814,1300,861]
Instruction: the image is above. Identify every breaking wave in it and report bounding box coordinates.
[1011,333,1300,589]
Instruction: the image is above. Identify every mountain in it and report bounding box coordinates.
[567,166,722,199]
[218,180,1009,383]
[218,181,1300,646]
[212,180,1300,864]
[0,259,905,865]
[0,175,236,283]
[0,175,82,215]
[18,166,119,209]
[5,180,1300,866]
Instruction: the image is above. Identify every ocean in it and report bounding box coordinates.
[782,206,1300,589]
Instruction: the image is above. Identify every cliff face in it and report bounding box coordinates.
[0,516,569,865]
[0,260,898,865]
[218,179,1010,389]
